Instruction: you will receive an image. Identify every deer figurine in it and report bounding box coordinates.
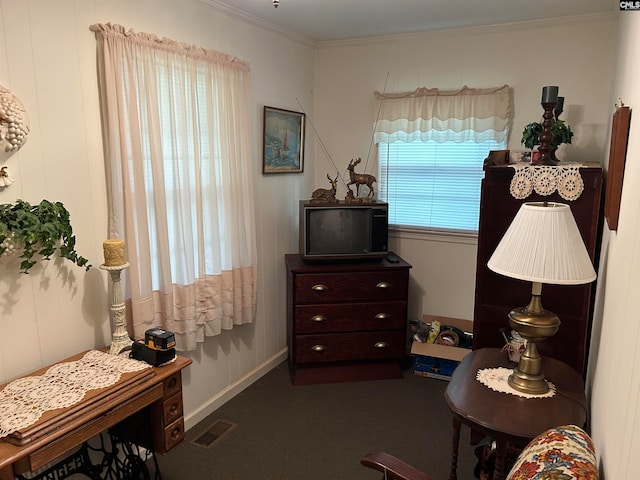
[346,158,377,198]
[310,172,339,203]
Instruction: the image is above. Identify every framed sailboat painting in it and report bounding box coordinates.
[263,106,305,174]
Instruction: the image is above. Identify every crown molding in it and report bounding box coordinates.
[316,11,618,48]
[194,0,315,47]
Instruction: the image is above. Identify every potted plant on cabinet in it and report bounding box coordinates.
[0,199,91,274]
[521,119,574,163]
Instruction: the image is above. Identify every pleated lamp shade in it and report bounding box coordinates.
[487,202,596,285]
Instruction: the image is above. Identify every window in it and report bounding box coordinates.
[373,85,512,234]
[378,138,505,232]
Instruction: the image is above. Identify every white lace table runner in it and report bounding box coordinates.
[476,367,556,399]
[0,350,150,438]
[509,164,584,201]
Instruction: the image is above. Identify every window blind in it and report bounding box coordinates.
[378,139,504,232]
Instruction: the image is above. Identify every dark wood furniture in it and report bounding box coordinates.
[473,163,603,375]
[285,253,411,385]
[444,348,587,480]
[361,450,433,480]
[605,105,631,231]
[0,352,191,480]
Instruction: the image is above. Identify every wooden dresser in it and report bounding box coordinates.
[285,253,411,385]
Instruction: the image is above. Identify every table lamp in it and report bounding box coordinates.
[487,202,596,394]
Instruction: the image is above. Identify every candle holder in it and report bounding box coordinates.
[100,262,133,355]
[534,101,558,165]
[554,97,564,121]
[534,87,560,166]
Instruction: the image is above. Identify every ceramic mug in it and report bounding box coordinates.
[504,331,527,363]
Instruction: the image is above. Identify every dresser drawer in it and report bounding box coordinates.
[160,417,185,453]
[294,301,406,334]
[293,270,408,303]
[161,392,184,426]
[294,330,405,363]
[162,372,182,398]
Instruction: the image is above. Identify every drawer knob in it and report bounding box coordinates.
[170,425,182,439]
[311,344,327,352]
[311,315,327,323]
[376,281,391,289]
[374,342,389,349]
[375,313,390,320]
[311,284,328,292]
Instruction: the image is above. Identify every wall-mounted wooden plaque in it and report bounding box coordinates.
[605,105,631,231]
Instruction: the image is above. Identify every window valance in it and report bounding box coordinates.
[90,23,250,71]
[373,85,512,144]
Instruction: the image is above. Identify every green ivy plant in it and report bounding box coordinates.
[521,119,574,150]
[0,199,91,274]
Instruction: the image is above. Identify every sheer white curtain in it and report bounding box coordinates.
[373,85,512,143]
[91,23,258,351]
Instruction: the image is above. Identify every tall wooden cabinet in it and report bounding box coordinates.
[472,164,603,375]
[285,253,411,385]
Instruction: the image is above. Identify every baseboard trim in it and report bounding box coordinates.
[184,348,288,431]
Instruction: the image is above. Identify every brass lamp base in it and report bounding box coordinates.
[507,282,560,395]
[507,341,551,394]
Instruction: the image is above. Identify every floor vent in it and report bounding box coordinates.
[191,419,237,448]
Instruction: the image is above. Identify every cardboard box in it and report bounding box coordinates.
[410,315,473,380]
[412,355,461,381]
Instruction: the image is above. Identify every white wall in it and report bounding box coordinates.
[0,0,313,428]
[313,13,617,321]
[587,13,640,480]
[1,5,636,475]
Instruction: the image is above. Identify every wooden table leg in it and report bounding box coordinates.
[0,465,13,480]
[492,440,507,480]
[448,416,461,480]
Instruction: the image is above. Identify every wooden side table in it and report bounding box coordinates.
[444,348,587,480]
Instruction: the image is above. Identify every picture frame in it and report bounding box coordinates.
[262,106,305,174]
[530,151,541,164]
[509,150,532,164]
[604,105,631,231]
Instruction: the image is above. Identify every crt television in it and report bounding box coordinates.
[299,201,388,262]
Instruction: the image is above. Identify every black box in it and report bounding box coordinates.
[144,328,176,350]
[131,341,176,366]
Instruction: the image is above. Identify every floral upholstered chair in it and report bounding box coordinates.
[506,424,597,480]
[361,424,597,480]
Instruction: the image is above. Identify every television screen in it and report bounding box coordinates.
[300,201,388,261]
[307,208,371,255]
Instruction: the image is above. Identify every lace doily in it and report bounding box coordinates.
[509,164,584,201]
[476,367,556,399]
[0,350,150,438]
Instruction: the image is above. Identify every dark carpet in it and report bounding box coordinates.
[156,360,478,479]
